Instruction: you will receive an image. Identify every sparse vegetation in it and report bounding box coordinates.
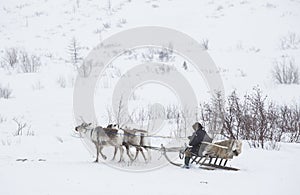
[57,75,67,88]
[280,32,300,50]
[13,118,34,136]
[19,50,41,73]
[1,48,41,73]
[201,38,209,50]
[2,48,18,69]
[32,80,44,91]
[0,84,13,99]
[272,56,299,84]
[0,115,6,123]
[198,88,300,149]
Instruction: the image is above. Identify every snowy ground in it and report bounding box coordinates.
[1,0,300,194]
[0,139,299,195]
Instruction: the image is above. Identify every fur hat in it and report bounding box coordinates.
[192,122,203,131]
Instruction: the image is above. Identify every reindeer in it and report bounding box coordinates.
[106,124,151,162]
[203,139,242,160]
[122,128,151,162]
[75,122,125,163]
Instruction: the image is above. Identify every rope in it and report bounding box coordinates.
[81,126,187,140]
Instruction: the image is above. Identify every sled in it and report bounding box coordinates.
[160,140,241,171]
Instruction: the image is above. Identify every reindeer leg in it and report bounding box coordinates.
[144,147,151,162]
[118,146,124,162]
[140,148,148,162]
[99,145,107,160]
[133,147,140,161]
[94,143,99,163]
[125,144,134,161]
[112,146,118,161]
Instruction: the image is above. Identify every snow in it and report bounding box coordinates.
[0,139,299,195]
[1,0,300,194]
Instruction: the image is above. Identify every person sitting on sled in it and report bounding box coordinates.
[183,122,212,169]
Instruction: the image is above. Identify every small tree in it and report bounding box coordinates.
[68,37,82,69]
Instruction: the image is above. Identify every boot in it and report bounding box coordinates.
[182,157,190,169]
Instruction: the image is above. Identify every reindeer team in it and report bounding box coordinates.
[75,122,150,163]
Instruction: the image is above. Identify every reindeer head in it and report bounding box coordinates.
[231,140,242,156]
[75,122,92,132]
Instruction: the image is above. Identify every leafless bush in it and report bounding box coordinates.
[197,88,299,149]
[13,118,27,136]
[1,48,41,73]
[280,32,300,50]
[57,75,67,88]
[32,80,44,90]
[0,115,6,123]
[160,43,174,62]
[114,97,132,127]
[278,104,300,142]
[78,60,92,77]
[13,118,34,136]
[0,84,13,99]
[2,48,19,69]
[272,56,299,84]
[103,22,111,29]
[198,92,224,139]
[201,39,209,50]
[19,50,41,73]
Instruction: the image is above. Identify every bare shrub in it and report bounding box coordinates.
[57,75,67,88]
[78,60,92,77]
[2,48,19,69]
[278,104,300,142]
[280,32,300,50]
[221,90,242,139]
[158,43,174,62]
[103,22,111,29]
[197,87,298,149]
[166,104,179,120]
[32,80,44,90]
[201,38,209,50]
[13,118,33,136]
[13,118,27,136]
[198,92,225,139]
[0,115,6,123]
[19,50,41,73]
[1,48,41,73]
[0,84,13,99]
[272,56,299,84]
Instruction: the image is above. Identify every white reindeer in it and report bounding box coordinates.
[75,122,125,162]
[122,127,151,162]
